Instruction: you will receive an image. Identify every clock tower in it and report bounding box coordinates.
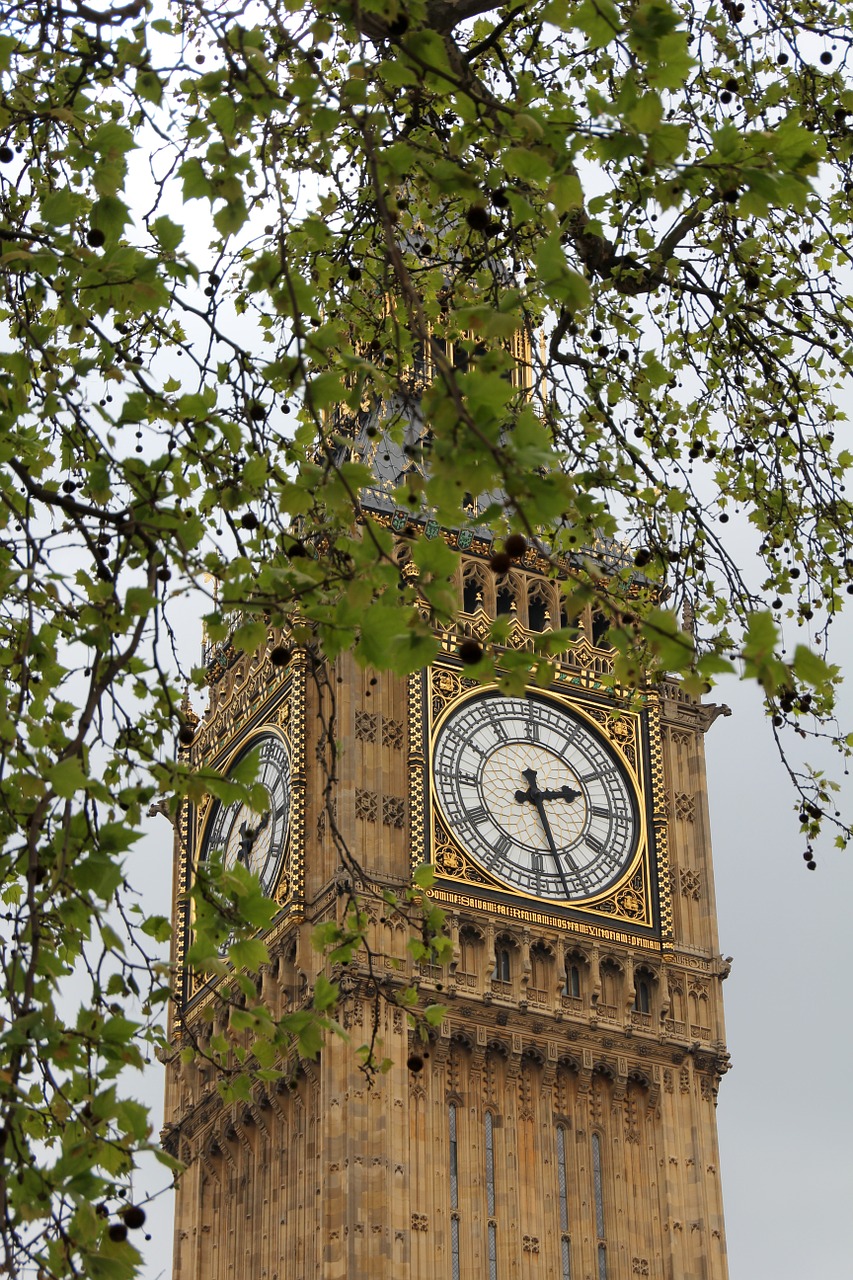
[164,426,732,1280]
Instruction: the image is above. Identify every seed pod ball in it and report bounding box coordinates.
[504,533,527,559]
[458,639,483,665]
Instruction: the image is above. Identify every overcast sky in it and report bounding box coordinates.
[709,672,853,1280]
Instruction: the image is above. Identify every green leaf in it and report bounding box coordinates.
[571,0,621,46]
[75,853,124,900]
[413,863,435,890]
[179,158,213,201]
[640,607,694,671]
[742,610,779,662]
[793,644,837,690]
[313,973,339,1011]
[664,488,688,513]
[41,189,83,226]
[136,69,164,104]
[229,938,269,971]
[423,1003,447,1027]
[535,231,591,312]
[151,216,184,251]
[297,1017,324,1060]
[46,756,88,798]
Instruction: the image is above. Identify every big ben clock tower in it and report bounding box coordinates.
[164,415,732,1280]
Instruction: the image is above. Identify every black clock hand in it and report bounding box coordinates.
[537,783,582,803]
[237,809,271,865]
[514,768,573,899]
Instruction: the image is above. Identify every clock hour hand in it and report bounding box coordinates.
[514,768,573,899]
[237,809,270,866]
[538,783,582,803]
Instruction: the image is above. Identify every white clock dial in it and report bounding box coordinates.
[432,692,639,902]
[202,733,291,897]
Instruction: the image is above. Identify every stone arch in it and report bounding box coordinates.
[455,922,484,991]
[493,930,521,986]
[449,1028,475,1054]
[590,607,612,649]
[632,964,657,1018]
[597,956,623,1016]
[627,1067,652,1091]
[564,946,590,1000]
[528,939,554,1001]
[526,576,558,632]
[521,1044,547,1070]
[688,983,711,1037]
[667,976,686,1030]
[494,571,521,619]
[461,558,491,615]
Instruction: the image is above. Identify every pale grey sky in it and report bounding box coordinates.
[710,674,853,1280]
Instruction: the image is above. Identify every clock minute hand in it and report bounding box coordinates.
[514,768,573,900]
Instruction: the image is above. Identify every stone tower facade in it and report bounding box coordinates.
[164,532,731,1280]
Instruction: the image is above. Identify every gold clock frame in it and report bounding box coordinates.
[176,650,308,1005]
[409,657,673,947]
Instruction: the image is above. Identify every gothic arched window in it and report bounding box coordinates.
[592,1131,608,1280]
[527,580,553,632]
[633,975,651,1015]
[599,959,621,1016]
[591,610,611,648]
[458,925,482,984]
[449,1102,458,1205]
[493,946,511,984]
[485,1110,498,1279]
[449,1102,460,1279]
[565,961,581,999]
[495,575,516,617]
[462,562,488,615]
[529,942,551,997]
[556,1123,572,1280]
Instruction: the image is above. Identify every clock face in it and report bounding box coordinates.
[201,733,291,897]
[432,692,640,902]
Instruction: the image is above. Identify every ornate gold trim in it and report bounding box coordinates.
[646,689,673,949]
[179,658,305,1005]
[288,649,308,912]
[421,656,661,938]
[407,670,427,875]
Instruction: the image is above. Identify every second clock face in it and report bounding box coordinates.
[201,732,291,897]
[432,691,640,902]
